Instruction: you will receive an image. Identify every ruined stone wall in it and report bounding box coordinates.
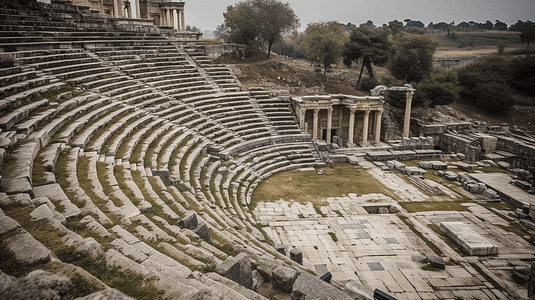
[438,133,480,161]
[205,44,246,59]
[496,135,535,171]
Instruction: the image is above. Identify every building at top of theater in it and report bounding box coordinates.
[53,0,187,31]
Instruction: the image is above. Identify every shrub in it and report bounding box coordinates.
[359,76,378,92]
[413,70,461,107]
[457,56,513,114]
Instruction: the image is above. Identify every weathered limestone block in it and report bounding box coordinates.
[33,183,81,219]
[5,230,51,264]
[498,161,510,169]
[137,200,152,214]
[529,204,535,220]
[256,258,280,282]
[290,248,303,265]
[377,207,389,214]
[0,270,71,300]
[440,222,498,256]
[2,178,34,197]
[404,166,426,176]
[444,171,459,181]
[345,280,374,300]
[79,215,113,238]
[291,273,353,300]
[0,214,21,235]
[272,266,297,293]
[427,256,446,270]
[419,161,433,169]
[482,189,499,200]
[179,211,198,230]
[457,162,472,171]
[275,244,287,256]
[252,270,265,290]
[215,252,253,290]
[193,223,210,242]
[30,203,54,221]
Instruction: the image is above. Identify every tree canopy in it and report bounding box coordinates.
[219,0,299,58]
[413,70,461,107]
[457,56,513,114]
[300,21,347,76]
[389,33,437,82]
[342,25,391,90]
[519,21,535,48]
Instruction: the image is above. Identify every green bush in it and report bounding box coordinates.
[457,56,513,114]
[414,70,461,107]
[359,76,378,92]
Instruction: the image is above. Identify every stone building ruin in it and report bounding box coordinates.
[56,0,187,30]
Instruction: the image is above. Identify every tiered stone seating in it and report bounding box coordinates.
[250,87,303,135]
[0,0,321,298]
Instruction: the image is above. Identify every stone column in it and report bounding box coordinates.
[326,108,333,143]
[313,108,319,140]
[374,109,383,142]
[166,9,171,27]
[348,108,356,146]
[177,8,182,30]
[299,108,306,130]
[403,90,414,138]
[134,0,140,18]
[173,9,179,31]
[181,9,186,31]
[362,110,370,144]
[113,0,120,17]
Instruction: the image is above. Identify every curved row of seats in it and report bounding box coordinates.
[0,0,323,298]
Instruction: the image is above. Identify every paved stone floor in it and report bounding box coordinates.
[253,164,535,299]
[469,173,535,207]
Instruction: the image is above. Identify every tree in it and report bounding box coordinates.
[342,25,392,90]
[221,0,299,57]
[214,23,230,42]
[186,25,201,33]
[508,55,535,97]
[520,21,535,48]
[457,56,513,114]
[389,33,437,82]
[300,21,347,76]
[221,2,259,47]
[388,20,403,34]
[255,0,300,58]
[413,70,461,107]
[494,20,508,31]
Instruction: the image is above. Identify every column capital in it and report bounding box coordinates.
[313,108,320,113]
[406,90,414,101]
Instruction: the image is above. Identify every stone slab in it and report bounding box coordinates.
[4,231,51,263]
[439,222,498,256]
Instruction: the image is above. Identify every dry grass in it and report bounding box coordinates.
[251,163,398,206]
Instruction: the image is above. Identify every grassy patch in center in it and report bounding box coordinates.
[251,163,398,205]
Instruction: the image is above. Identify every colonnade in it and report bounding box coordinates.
[160,6,186,31]
[298,105,383,146]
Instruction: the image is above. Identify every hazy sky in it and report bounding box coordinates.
[186,0,534,32]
